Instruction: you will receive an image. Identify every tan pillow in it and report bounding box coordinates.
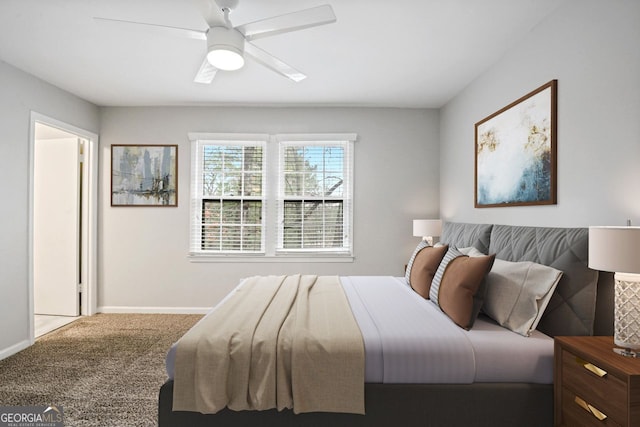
[483,259,563,336]
[409,245,449,299]
[431,247,495,329]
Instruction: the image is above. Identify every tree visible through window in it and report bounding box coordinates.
[279,143,350,252]
[189,133,354,257]
[200,143,264,252]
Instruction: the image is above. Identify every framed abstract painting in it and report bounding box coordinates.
[475,80,557,208]
[111,144,178,206]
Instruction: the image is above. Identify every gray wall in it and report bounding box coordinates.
[5,0,637,359]
[98,107,440,310]
[440,0,640,227]
[0,60,99,358]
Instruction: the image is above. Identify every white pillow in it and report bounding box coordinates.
[483,259,563,337]
[458,246,486,257]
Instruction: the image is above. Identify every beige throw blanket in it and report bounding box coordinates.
[172,275,365,415]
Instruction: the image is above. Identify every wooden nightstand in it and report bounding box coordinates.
[554,336,640,426]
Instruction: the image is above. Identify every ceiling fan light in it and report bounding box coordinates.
[207,46,245,71]
[206,27,245,71]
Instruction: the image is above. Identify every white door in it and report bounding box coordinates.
[33,136,80,316]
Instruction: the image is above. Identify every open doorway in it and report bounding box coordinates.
[29,113,98,340]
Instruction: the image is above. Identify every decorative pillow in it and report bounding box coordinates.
[407,244,449,299]
[483,259,563,337]
[406,241,445,284]
[458,246,490,323]
[405,240,430,284]
[430,247,496,329]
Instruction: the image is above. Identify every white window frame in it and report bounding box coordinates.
[275,134,355,255]
[188,132,356,262]
[189,133,268,258]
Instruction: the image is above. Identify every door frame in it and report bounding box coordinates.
[28,112,99,343]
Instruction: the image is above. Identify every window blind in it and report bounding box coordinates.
[189,132,355,258]
[189,135,267,255]
[276,137,354,254]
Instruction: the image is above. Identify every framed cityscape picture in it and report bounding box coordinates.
[475,80,557,208]
[111,144,178,206]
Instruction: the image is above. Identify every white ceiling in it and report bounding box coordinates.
[0,0,564,108]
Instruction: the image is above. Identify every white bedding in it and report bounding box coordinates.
[342,276,476,383]
[166,276,554,384]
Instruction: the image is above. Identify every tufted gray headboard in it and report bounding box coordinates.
[441,222,614,337]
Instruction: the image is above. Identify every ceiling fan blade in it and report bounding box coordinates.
[93,17,206,40]
[236,4,336,42]
[244,42,306,82]
[194,58,218,84]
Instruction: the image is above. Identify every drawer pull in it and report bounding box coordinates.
[574,396,607,421]
[576,357,607,377]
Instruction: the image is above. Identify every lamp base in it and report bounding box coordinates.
[613,347,639,358]
[613,273,640,352]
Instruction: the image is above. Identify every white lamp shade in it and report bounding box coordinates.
[413,219,442,238]
[589,226,640,273]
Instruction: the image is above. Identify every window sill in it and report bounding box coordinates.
[188,254,355,263]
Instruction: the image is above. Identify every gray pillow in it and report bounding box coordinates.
[483,259,563,337]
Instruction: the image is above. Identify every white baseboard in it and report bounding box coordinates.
[0,339,32,361]
[97,306,210,314]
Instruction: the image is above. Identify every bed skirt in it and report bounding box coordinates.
[158,380,553,427]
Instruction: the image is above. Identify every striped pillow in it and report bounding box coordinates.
[405,240,431,285]
[407,244,449,299]
[430,247,495,329]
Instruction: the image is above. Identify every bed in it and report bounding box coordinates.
[158,222,614,427]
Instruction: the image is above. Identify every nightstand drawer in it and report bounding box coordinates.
[561,348,626,420]
[561,387,623,427]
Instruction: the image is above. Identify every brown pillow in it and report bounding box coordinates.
[409,245,449,299]
[432,249,495,329]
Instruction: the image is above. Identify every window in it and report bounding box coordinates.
[278,140,351,253]
[189,133,355,260]
[190,135,267,254]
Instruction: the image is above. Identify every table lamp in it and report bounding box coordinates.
[589,226,640,357]
[413,219,442,246]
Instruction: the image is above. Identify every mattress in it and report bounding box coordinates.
[166,276,553,385]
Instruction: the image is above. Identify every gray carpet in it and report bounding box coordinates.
[0,313,201,426]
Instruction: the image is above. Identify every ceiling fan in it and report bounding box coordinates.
[94,0,336,84]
